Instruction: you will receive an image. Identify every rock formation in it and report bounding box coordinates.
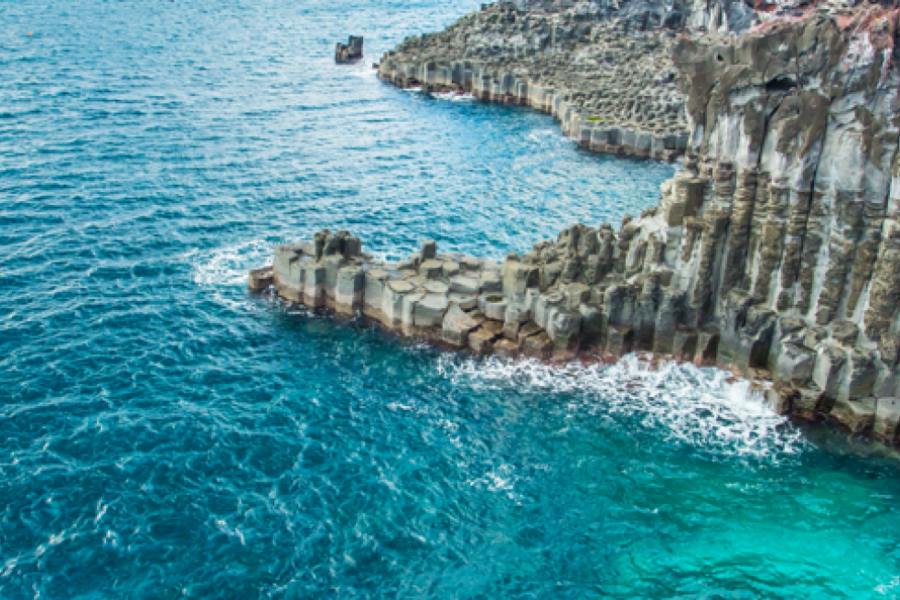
[664,6,900,435]
[377,2,691,160]
[250,1,900,448]
[336,36,364,63]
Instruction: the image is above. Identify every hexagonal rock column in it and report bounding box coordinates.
[363,270,389,321]
[480,294,508,322]
[303,263,327,309]
[546,307,583,359]
[335,266,365,315]
[382,279,415,330]
[503,304,531,341]
[441,304,479,348]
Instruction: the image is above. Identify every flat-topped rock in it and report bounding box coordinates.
[387,279,416,294]
[423,280,449,295]
[450,275,480,294]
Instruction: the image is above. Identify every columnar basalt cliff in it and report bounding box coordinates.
[665,6,900,431]
[251,3,900,446]
[376,1,693,160]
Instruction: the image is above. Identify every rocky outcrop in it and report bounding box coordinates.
[336,36,364,63]
[375,0,899,163]
[250,3,900,448]
[376,2,691,160]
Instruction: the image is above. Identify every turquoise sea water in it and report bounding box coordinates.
[2,0,900,597]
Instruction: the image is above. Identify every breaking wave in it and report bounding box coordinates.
[190,240,272,289]
[438,353,805,461]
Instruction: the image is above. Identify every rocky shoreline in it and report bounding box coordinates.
[248,210,899,448]
[376,2,691,161]
[250,0,900,449]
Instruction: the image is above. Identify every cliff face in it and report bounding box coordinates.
[659,8,900,414]
[375,1,900,430]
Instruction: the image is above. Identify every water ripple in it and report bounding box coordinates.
[2,0,900,597]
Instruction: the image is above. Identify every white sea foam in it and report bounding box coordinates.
[190,240,272,288]
[429,91,476,102]
[437,353,805,461]
[189,240,273,310]
[402,87,475,102]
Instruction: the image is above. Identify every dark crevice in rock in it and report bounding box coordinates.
[765,75,797,92]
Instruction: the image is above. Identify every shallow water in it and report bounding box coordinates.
[2,0,900,597]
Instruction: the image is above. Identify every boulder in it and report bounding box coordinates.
[442,304,479,348]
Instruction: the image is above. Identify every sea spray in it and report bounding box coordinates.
[437,353,804,461]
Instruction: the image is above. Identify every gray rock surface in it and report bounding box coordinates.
[335,36,363,63]
[376,1,693,160]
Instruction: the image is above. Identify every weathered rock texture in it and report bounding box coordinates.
[664,6,900,435]
[376,0,898,162]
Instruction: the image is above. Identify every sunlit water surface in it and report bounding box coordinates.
[2,0,900,597]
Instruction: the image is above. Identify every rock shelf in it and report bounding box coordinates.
[376,2,692,160]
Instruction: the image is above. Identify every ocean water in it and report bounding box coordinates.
[2,0,900,597]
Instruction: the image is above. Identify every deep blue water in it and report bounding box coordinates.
[2,0,900,597]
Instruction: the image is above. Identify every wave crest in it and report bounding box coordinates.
[437,353,804,461]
